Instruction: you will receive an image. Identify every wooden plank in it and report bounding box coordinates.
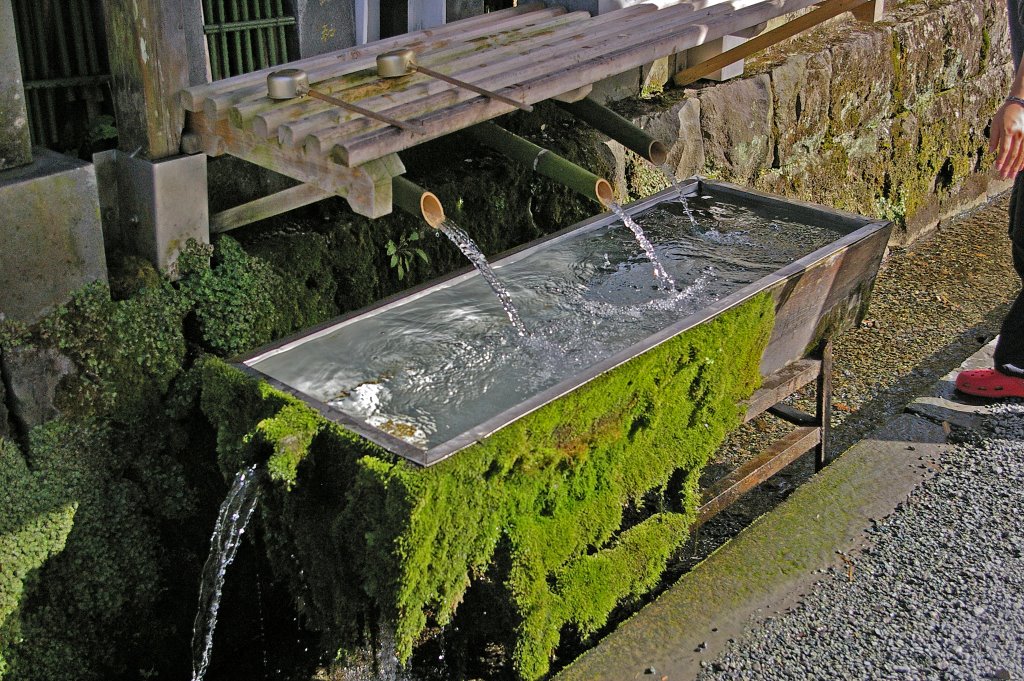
[178,0,550,111]
[190,111,402,217]
[742,358,820,423]
[674,0,870,86]
[235,9,583,139]
[336,0,822,166]
[211,183,335,233]
[696,426,820,525]
[102,0,191,158]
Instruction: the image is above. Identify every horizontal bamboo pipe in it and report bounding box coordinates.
[555,97,668,165]
[392,175,446,227]
[467,122,614,207]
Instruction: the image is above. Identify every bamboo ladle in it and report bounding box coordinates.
[266,68,424,132]
[375,48,533,112]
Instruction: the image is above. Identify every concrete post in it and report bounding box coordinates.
[1,149,107,323]
[0,0,32,170]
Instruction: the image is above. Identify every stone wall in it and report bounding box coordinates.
[608,0,1012,246]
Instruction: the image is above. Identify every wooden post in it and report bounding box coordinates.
[101,0,194,158]
[815,339,833,471]
[852,0,884,22]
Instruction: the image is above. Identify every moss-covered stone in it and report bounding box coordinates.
[200,294,775,680]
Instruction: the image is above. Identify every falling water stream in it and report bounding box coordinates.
[608,201,675,287]
[435,219,529,337]
[660,165,700,229]
[191,464,262,681]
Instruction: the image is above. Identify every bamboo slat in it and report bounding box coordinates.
[312,0,794,154]
[180,1,554,114]
[245,10,590,141]
[335,0,821,166]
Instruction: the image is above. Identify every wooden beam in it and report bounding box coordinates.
[743,359,820,423]
[210,183,335,233]
[102,0,192,158]
[697,426,820,525]
[674,0,870,86]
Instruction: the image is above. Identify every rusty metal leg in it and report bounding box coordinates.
[815,339,833,471]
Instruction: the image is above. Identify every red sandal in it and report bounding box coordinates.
[954,368,1024,398]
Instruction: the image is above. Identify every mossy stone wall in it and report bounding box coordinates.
[610,0,1011,244]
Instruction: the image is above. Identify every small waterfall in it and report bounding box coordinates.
[436,219,529,336]
[608,202,676,288]
[191,464,262,681]
[659,164,700,230]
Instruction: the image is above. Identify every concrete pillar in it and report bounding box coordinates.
[685,35,748,82]
[0,0,32,170]
[94,151,209,275]
[0,149,107,323]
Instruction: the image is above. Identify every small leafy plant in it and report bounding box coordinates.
[385,231,429,281]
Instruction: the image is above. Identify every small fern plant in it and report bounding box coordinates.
[386,230,429,281]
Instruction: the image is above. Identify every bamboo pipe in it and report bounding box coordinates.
[555,97,668,166]
[467,122,615,207]
[392,175,446,227]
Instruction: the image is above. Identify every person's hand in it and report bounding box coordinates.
[991,99,1024,179]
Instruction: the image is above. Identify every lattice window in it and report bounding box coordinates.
[202,0,297,80]
[12,0,113,153]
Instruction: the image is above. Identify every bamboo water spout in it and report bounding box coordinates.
[466,122,615,207]
[555,97,668,166]
[392,175,446,227]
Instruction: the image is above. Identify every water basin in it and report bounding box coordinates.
[240,178,891,466]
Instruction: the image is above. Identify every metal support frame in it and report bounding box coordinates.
[696,338,834,526]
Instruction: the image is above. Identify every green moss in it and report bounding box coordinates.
[200,293,774,680]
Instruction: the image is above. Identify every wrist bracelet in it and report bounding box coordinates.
[1007,96,1024,108]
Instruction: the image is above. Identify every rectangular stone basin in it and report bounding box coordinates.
[239,178,892,467]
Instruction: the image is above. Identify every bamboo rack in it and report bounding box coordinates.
[181,0,876,219]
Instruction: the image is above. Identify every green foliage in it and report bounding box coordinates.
[178,237,286,357]
[200,294,774,680]
[34,281,188,420]
[1,419,196,681]
[385,231,429,281]
[0,438,76,679]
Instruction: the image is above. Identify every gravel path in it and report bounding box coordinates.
[697,400,1024,681]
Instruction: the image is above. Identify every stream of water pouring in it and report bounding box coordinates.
[191,464,262,681]
[660,165,700,229]
[607,202,676,287]
[436,219,529,336]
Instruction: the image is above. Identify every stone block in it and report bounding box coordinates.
[2,346,76,431]
[769,51,832,170]
[0,149,107,323]
[590,69,642,105]
[94,151,209,275]
[698,74,773,185]
[0,0,31,170]
[634,96,704,178]
[829,28,895,137]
